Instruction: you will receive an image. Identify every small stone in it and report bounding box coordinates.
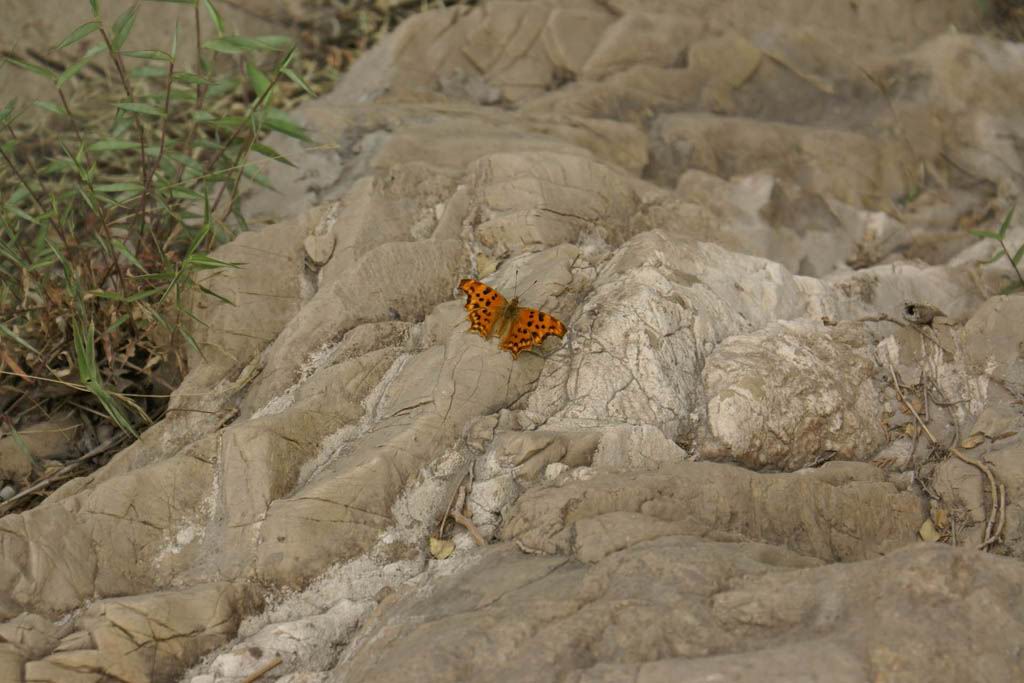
[0,485,16,502]
[303,233,336,266]
[544,463,569,480]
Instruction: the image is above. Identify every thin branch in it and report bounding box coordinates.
[0,434,126,516]
[451,509,486,546]
[241,657,282,683]
[0,144,71,249]
[885,361,1003,550]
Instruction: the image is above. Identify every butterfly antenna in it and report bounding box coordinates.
[517,278,540,299]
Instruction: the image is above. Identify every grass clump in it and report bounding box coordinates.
[0,0,476,514]
[0,0,310,507]
[971,203,1024,294]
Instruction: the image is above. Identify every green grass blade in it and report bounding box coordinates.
[4,57,56,83]
[282,66,314,96]
[121,49,173,61]
[0,99,16,127]
[0,322,41,354]
[970,230,1001,240]
[111,3,140,51]
[202,0,225,35]
[56,44,105,88]
[54,20,101,50]
[261,108,311,142]
[997,203,1016,239]
[115,101,166,117]
[203,35,292,54]
[245,60,271,97]
[1012,242,1024,265]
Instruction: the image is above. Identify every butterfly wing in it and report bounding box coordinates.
[499,306,567,358]
[458,278,508,339]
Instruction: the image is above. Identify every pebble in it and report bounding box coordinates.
[0,484,16,502]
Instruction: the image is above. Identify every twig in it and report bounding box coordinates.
[885,361,1003,550]
[436,477,464,538]
[0,435,124,515]
[451,509,486,546]
[242,657,283,683]
[994,482,1007,544]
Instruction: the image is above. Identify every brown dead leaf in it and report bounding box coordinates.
[960,433,986,450]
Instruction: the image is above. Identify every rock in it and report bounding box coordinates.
[0,612,61,660]
[0,447,33,486]
[963,296,1024,395]
[931,441,1024,557]
[648,113,911,203]
[332,542,1024,683]
[700,320,887,470]
[3,0,1024,681]
[0,644,24,683]
[498,461,923,563]
[0,413,80,481]
[21,582,250,683]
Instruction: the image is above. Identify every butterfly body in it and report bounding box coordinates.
[458,278,566,358]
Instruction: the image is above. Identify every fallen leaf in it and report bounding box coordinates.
[960,433,986,449]
[919,519,941,543]
[429,536,455,560]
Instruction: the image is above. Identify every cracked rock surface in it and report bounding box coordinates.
[2,1,1024,682]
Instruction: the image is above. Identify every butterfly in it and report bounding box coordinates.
[458,278,567,358]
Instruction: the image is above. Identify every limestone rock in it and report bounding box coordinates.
[3,1,1023,681]
[700,320,887,470]
[499,461,923,563]
[333,542,1024,683]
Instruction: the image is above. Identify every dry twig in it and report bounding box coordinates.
[885,361,1005,550]
[452,508,486,547]
[241,657,283,683]
[0,435,125,516]
[437,474,487,547]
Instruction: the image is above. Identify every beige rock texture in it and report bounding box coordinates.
[2,1,1024,682]
[335,541,1024,683]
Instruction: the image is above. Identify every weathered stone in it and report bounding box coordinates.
[4,2,1023,682]
[333,542,1024,683]
[499,461,923,563]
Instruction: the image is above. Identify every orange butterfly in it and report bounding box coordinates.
[458,278,567,358]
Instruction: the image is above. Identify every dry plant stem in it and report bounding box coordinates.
[436,476,465,537]
[55,89,130,292]
[451,509,486,546]
[0,145,70,249]
[886,362,1003,549]
[143,58,177,228]
[172,3,208,191]
[997,235,1024,285]
[0,435,124,515]
[996,483,1007,543]
[241,657,283,683]
[98,25,163,259]
[209,66,291,223]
